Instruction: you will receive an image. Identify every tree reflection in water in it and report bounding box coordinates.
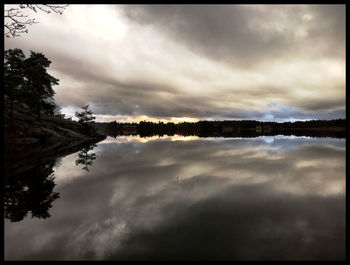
[4,142,98,222]
[75,143,97,172]
[4,159,60,222]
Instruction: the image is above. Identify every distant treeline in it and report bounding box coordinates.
[95,119,346,139]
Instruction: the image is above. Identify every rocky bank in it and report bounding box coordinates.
[4,98,106,154]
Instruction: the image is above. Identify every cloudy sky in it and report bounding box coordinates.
[4,4,346,122]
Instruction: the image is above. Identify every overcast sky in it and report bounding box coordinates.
[4,4,346,123]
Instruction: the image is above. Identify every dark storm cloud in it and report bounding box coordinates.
[122,5,285,67]
[122,5,345,67]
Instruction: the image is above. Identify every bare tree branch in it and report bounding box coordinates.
[4,4,69,38]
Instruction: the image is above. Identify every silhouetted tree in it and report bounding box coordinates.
[4,4,69,38]
[4,48,26,118]
[4,48,59,120]
[24,51,59,120]
[4,159,60,222]
[75,104,96,132]
[75,144,97,172]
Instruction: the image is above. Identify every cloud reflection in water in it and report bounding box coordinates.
[4,136,345,260]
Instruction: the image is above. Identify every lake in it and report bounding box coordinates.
[4,135,346,260]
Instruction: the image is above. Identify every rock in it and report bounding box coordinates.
[4,103,106,146]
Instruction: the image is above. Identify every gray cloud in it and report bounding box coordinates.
[306,5,345,58]
[122,5,286,67]
[45,51,267,119]
[122,5,345,67]
[265,104,346,121]
[295,98,346,113]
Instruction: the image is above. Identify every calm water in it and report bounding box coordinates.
[4,135,346,260]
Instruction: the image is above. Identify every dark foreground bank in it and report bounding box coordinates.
[4,98,106,149]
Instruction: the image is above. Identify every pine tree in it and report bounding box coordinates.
[75,105,96,131]
[4,49,26,118]
[24,51,59,120]
[4,48,59,120]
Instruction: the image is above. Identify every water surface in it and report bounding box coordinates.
[4,135,346,260]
